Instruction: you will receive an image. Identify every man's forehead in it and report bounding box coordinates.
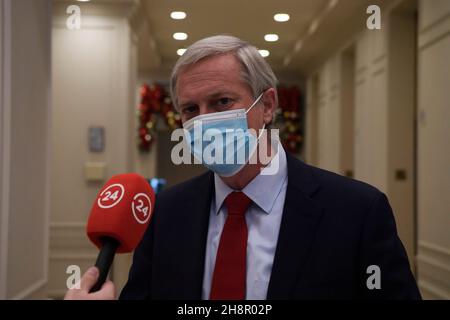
[181,57,241,84]
[177,72,248,100]
[178,69,238,85]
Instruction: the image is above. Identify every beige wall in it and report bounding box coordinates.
[49,3,137,298]
[311,49,355,177]
[416,0,450,299]
[339,49,355,178]
[0,0,52,299]
[386,9,416,276]
[354,11,416,266]
[317,56,342,173]
[354,26,389,192]
[304,2,418,271]
[304,0,450,299]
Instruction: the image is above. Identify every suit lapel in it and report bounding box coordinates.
[267,154,324,299]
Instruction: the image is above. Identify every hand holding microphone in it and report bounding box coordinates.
[65,173,155,300]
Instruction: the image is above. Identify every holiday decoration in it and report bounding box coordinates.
[137,84,181,152]
[274,86,304,154]
[137,83,304,155]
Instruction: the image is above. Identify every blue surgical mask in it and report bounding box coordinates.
[183,93,265,177]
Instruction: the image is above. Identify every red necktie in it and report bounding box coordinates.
[210,191,252,300]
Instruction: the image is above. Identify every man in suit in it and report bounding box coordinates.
[65,35,420,300]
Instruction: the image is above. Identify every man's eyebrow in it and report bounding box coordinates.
[179,101,196,109]
[179,91,239,108]
[208,91,238,99]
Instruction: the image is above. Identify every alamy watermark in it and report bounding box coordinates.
[66,5,81,30]
[170,127,281,176]
[366,265,381,290]
[66,265,81,289]
[366,5,381,30]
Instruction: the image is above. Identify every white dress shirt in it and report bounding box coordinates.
[202,145,288,300]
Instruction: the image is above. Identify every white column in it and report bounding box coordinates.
[0,0,52,299]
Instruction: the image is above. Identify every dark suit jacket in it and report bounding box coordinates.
[120,153,421,300]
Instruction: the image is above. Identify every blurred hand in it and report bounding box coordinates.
[64,267,116,300]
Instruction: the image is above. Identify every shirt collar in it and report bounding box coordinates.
[213,143,288,215]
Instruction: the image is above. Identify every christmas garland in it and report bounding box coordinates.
[137,84,181,152]
[274,86,304,154]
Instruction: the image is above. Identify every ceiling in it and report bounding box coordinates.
[55,0,392,79]
[143,0,327,73]
[139,0,390,78]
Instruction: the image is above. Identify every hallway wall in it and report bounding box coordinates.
[306,28,390,194]
[0,0,51,299]
[316,56,342,174]
[416,0,450,299]
[305,1,417,273]
[48,3,137,298]
[304,0,450,299]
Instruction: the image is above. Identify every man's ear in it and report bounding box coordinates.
[262,88,277,124]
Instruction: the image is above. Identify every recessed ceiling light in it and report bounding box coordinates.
[274,13,290,22]
[173,32,188,40]
[264,34,279,42]
[177,48,187,56]
[76,0,90,2]
[259,50,270,58]
[170,11,187,20]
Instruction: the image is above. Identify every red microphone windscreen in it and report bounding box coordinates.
[86,173,155,253]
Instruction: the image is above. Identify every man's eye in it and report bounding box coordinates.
[217,98,233,107]
[182,105,198,114]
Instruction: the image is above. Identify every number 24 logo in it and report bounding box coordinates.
[102,190,120,202]
[135,199,149,216]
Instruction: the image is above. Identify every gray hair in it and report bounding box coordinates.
[170,35,278,110]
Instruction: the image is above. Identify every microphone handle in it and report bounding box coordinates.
[90,237,120,293]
